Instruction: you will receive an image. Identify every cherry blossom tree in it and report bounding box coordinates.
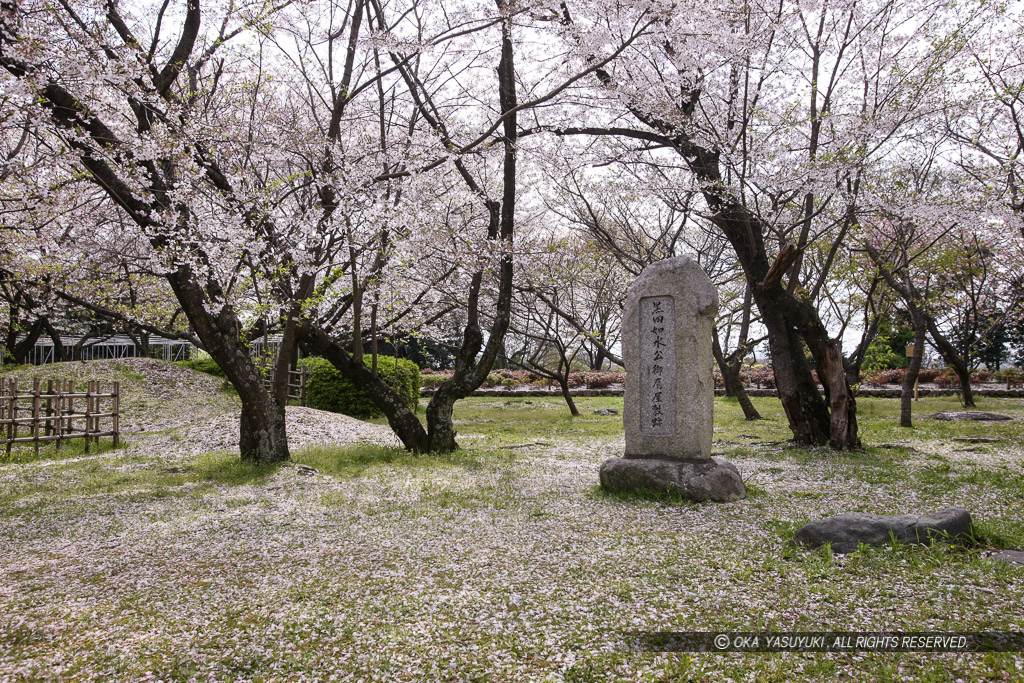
[541,0,991,448]
[947,5,1024,240]
[0,0,310,462]
[277,0,649,452]
[860,150,1020,418]
[546,157,764,419]
[512,233,627,414]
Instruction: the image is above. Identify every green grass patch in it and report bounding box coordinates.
[0,435,123,465]
[292,443,495,479]
[587,484,702,508]
[447,396,626,445]
[1,392,1023,681]
[190,451,280,487]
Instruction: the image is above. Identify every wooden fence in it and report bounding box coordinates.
[262,367,308,406]
[1,378,120,456]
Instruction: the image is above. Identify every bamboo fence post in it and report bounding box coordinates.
[94,382,101,448]
[56,380,64,450]
[67,380,74,441]
[91,380,99,449]
[84,381,92,453]
[1,379,6,457]
[93,381,101,447]
[45,379,53,437]
[112,381,120,447]
[32,378,41,456]
[64,379,71,447]
[7,379,16,458]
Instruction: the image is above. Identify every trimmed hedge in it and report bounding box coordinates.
[299,355,420,419]
[175,359,225,377]
[421,368,630,390]
[862,367,1001,387]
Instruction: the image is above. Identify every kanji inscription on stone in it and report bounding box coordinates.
[640,295,676,437]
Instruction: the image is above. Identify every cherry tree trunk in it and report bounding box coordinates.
[425,387,459,453]
[558,375,580,416]
[924,317,976,407]
[712,334,761,421]
[204,346,288,464]
[901,325,926,428]
[299,322,430,452]
[757,302,835,446]
[168,272,289,464]
[7,318,43,365]
[676,145,857,449]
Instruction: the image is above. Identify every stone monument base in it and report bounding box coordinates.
[599,456,746,502]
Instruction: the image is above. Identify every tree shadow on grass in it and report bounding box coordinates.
[586,485,703,508]
[190,451,281,486]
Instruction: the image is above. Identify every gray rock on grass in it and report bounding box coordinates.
[990,550,1024,567]
[600,456,746,502]
[932,411,1012,421]
[793,507,973,554]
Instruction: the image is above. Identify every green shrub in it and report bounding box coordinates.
[995,368,1022,385]
[862,340,907,371]
[420,372,451,389]
[480,373,517,389]
[176,359,225,377]
[298,355,420,419]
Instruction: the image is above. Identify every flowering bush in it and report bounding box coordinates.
[482,373,517,389]
[862,369,907,386]
[741,365,776,389]
[971,370,994,383]
[586,371,625,388]
[996,368,1023,387]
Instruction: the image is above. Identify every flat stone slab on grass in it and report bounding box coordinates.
[951,437,1001,443]
[991,550,1024,566]
[599,457,745,502]
[593,408,618,415]
[793,507,973,554]
[932,411,1012,421]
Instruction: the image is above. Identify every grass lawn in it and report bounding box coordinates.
[1,392,1022,681]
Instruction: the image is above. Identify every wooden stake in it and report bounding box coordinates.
[67,380,74,439]
[56,380,64,451]
[112,382,120,448]
[45,379,54,437]
[84,381,92,453]
[7,379,16,458]
[32,378,40,456]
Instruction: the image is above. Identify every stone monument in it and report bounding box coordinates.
[599,257,746,502]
